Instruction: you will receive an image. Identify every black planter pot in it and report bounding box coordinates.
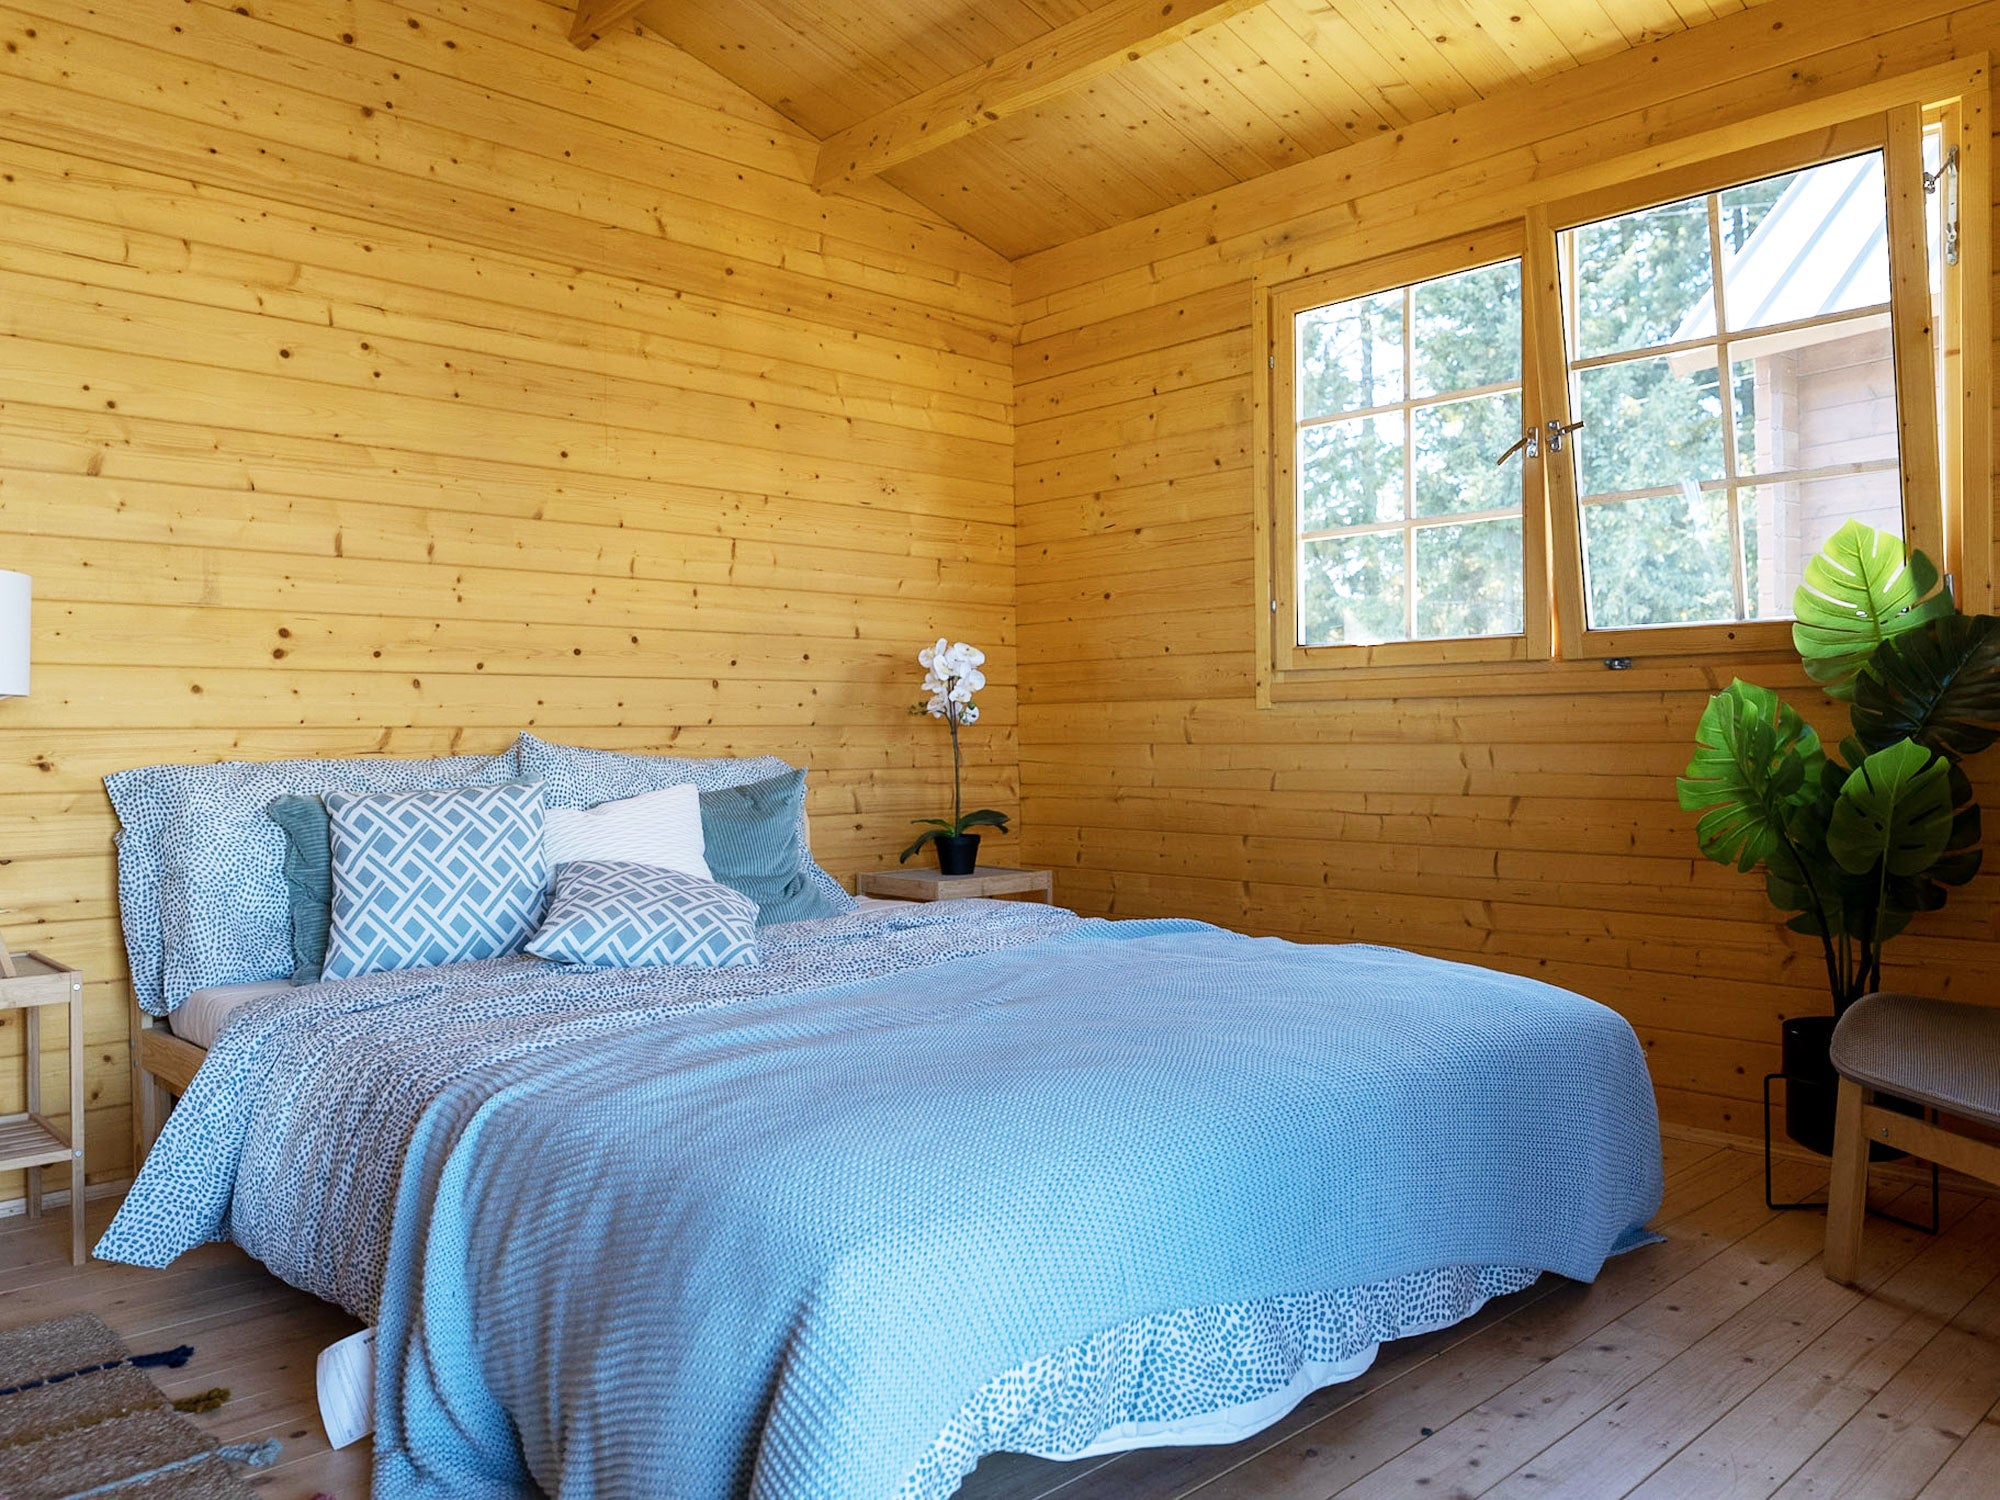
[934,833,980,876]
[1779,1013,1915,1159]
[1780,1015,1841,1155]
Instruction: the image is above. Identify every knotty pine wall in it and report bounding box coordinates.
[0,0,1016,1199]
[1013,0,2000,1138]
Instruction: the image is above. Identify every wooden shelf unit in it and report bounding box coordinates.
[0,951,85,1265]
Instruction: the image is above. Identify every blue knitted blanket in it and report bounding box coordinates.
[363,918,1659,1497]
[100,905,1659,1496]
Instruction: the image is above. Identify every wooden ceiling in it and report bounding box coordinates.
[580,0,1776,259]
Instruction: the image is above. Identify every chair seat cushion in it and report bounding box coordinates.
[1830,992,2000,1128]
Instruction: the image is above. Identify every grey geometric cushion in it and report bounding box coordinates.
[1830,992,2000,1127]
[527,861,760,969]
[322,783,549,981]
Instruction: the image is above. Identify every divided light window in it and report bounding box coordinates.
[1263,105,1955,689]
[1292,259,1525,647]
[1560,152,1910,632]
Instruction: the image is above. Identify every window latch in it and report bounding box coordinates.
[1494,427,1540,466]
[1924,143,1960,266]
[1546,417,1584,452]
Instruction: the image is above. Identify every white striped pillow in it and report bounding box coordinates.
[541,782,712,880]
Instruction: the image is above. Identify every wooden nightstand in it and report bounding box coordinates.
[0,952,85,1264]
[857,866,1055,903]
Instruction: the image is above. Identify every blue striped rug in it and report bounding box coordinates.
[0,1312,277,1500]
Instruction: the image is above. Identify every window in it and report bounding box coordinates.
[1560,153,1904,630]
[1258,94,1975,699]
[1268,227,1550,672]
[1292,258,1526,648]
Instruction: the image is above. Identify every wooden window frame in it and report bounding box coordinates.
[1267,224,1551,677]
[1537,111,1943,663]
[1253,63,1990,706]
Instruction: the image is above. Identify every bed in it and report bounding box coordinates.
[100,739,1664,1500]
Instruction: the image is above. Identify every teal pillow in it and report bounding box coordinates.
[265,794,333,984]
[699,770,845,926]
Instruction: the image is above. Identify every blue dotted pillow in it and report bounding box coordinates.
[526,861,761,969]
[322,782,550,981]
[106,745,520,1014]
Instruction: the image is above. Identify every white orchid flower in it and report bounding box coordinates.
[904,636,1008,862]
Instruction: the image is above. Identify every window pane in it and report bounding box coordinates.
[1730,324,1898,479]
[1558,146,1917,633]
[1573,348,1725,497]
[1719,154,1888,334]
[1300,533,1406,646]
[1582,486,1739,629]
[1414,392,1522,517]
[1412,261,1521,397]
[1300,413,1404,531]
[1287,254,1526,652]
[1741,473,1905,619]
[1414,518,1524,638]
[1296,290,1404,418]
[1570,197,1714,358]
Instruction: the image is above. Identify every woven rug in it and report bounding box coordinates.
[0,1312,274,1500]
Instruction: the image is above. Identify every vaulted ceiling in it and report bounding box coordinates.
[574,0,1777,259]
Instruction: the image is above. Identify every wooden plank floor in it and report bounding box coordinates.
[2,1138,1996,1499]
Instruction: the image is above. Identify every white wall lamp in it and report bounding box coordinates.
[0,569,29,978]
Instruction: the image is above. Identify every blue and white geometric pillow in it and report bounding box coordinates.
[526,861,761,969]
[321,782,550,981]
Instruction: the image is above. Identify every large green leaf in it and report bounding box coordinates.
[1765,755,1872,940]
[1791,521,1952,700]
[1825,737,1954,877]
[1885,759,1984,913]
[1850,612,2000,762]
[1676,680,1823,872]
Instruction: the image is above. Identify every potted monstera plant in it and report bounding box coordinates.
[1677,521,2000,1152]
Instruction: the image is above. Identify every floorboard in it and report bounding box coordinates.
[0,1142,1993,1500]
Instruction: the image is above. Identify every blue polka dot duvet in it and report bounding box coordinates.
[97,902,1663,1499]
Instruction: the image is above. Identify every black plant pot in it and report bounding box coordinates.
[934,833,980,876]
[1780,1015,1841,1155]
[1779,1013,1915,1159]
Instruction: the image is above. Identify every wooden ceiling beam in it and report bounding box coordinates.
[813,0,1270,190]
[569,0,648,50]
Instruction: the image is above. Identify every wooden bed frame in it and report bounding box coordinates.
[129,1010,204,1165]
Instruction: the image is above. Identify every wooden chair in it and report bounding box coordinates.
[1824,992,2000,1284]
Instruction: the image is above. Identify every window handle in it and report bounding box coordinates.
[1546,418,1584,452]
[1494,427,1540,466]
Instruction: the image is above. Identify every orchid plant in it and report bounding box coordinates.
[900,637,1011,863]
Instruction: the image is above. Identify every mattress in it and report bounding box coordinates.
[168,978,294,1049]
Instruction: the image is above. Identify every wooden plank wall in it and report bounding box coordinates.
[1013,0,2000,1138]
[0,0,1016,1201]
